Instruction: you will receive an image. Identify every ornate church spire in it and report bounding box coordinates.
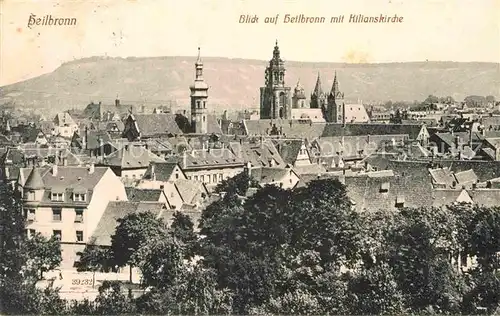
[195,47,204,80]
[312,72,323,96]
[330,71,339,95]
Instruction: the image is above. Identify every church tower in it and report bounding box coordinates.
[292,79,307,108]
[190,47,209,134]
[259,41,292,119]
[326,71,345,123]
[310,72,326,109]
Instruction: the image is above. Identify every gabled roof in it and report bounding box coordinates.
[228,139,286,168]
[142,162,182,182]
[429,168,455,187]
[250,167,297,185]
[91,201,165,246]
[454,169,478,185]
[272,139,303,165]
[131,114,183,137]
[53,112,76,127]
[102,145,165,169]
[174,179,208,205]
[125,187,165,202]
[179,148,245,169]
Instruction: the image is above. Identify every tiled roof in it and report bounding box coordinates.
[243,120,425,141]
[91,201,165,246]
[292,163,327,175]
[175,179,208,205]
[272,139,303,165]
[53,112,75,127]
[19,166,109,204]
[102,145,165,169]
[133,114,183,137]
[344,104,370,123]
[181,148,244,169]
[142,162,180,182]
[229,139,286,168]
[125,187,164,202]
[454,169,478,185]
[250,167,295,185]
[429,168,455,187]
[24,166,44,189]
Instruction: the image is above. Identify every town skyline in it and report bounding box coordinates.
[1,0,499,86]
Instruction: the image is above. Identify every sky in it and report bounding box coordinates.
[1,0,499,86]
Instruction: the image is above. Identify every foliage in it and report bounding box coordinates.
[94,281,136,315]
[25,233,62,280]
[213,170,259,196]
[171,211,198,258]
[77,238,113,272]
[110,211,168,268]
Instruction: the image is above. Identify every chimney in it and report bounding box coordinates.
[84,126,88,150]
[182,151,187,169]
[342,102,346,127]
[455,135,460,149]
[88,163,95,175]
[151,163,156,181]
[115,99,120,107]
[52,164,58,176]
[245,161,252,177]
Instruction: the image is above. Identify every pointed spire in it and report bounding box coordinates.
[312,72,323,96]
[25,166,44,190]
[273,40,280,60]
[330,71,340,95]
[196,47,202,65]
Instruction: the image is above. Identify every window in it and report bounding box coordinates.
[203,116,206,122]
[53,230,62,240]
[29,229,36,238]
[76,231,83,242]
[51,192,64,202]
[75,209,84,223]
[73,193,86,202]
[24,209,36,221]
[219,174,223,181]
[175,173,179,179]
[25,190,35,200]
[52,208,62,221]
[159,185,165,190]
[188,176,192,180]
[213,174,217,182]
[194,175,198,181]
[200,175,205,182]
[170,192,174,198]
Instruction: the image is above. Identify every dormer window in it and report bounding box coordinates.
[395,196,405,208]
[51,192,64,201]
[380,182,390,193]
[73,193,86,202]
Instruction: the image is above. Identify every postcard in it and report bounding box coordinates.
[1,0,499,315]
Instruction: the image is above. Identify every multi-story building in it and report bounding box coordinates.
[18,164,128,267]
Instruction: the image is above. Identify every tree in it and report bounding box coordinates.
[214,170,259,196]
[77,238,112,273]
[25,233,62,280]
[94,281,136,315]
[171,211,198,259]
[387,207,464,313]
[110,211,168,269]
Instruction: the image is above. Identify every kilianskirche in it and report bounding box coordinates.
[259,41,369,124]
